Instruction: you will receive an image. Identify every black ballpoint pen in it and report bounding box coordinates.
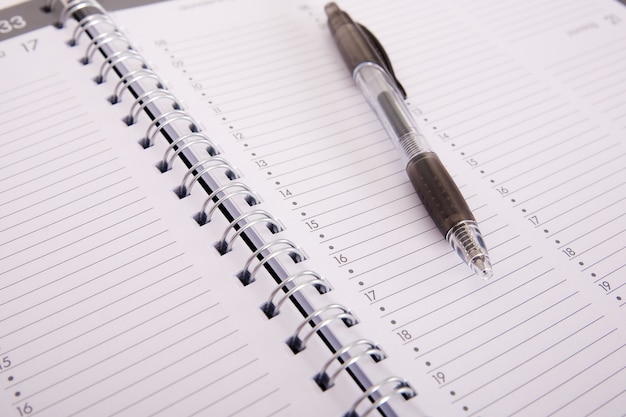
[324,3,493,279]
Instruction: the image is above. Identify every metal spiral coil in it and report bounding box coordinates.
[344,376,416,417]
[286,303,357,353]
[238,238,305,285]
[177,156,239,198]
[69,13,114,46]
[82,31,128,64]
[261,270,331,318]
[110,69,162,104]
[56,0,106,27]
[314,339,385,391]
[196,181,259,225]
[215,209,282,255]
[160,132,219,173]
[96,50,146,84]
[126,89,180,125]
[143,110,197,148]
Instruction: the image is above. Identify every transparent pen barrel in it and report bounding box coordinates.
[354,63,430,164]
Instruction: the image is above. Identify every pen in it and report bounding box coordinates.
[324,3,493,279]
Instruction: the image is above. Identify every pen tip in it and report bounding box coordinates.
[471,256,493,280]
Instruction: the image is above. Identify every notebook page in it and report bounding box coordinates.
[0,19,352,417]
[113,0,626,415]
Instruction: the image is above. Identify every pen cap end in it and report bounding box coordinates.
[324,2,340,16]
[325,2,354,35]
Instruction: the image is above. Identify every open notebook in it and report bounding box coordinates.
[1,0,624,416]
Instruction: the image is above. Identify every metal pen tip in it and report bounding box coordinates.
[470,255,493,280]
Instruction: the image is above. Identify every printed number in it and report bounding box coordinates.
[397,329,412,341]
[232,132,244,140]
[20,39,37,52]
[255,159,268,168]
[305,220,319,230]
[171,59,183,67]
[528,215,539,226]
[598,281,611,292]
[0,15,26,34]
[604,14,621,25]
[431,371,446,384]
[191,82,203,91]
[0,355,11,370]
[279,189,292,198]
[333,254,348,264]
[154,39,167,46]
[16,403,33,416]
[364,290,376,302]
[496,186,509,195]
[562,247,576,257]
[437,132,450,140]
[465,158,478,167]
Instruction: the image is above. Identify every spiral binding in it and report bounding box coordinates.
[238,238,305,285]
[345,377,416,417]
[83,30,129,64]
[55,1,417,414]
[111,68,162,103]
[215,209,282,254]
[315,339,385,390]
[195,181,258,225]
[97,50,146,84]
[177,156,239,199]
[142,109,196,148]
[261,270,330,318]
[161,132,219,173]
[52,0,106,27]
[286,303,357,353]
[126,89,180,125]
[69,13,114,46]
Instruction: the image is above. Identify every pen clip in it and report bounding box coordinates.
[357,23,407,99]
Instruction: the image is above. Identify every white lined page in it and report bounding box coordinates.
[0,21,347,417]
[115,0,626,415]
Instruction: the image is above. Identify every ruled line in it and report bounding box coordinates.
[0,249,182,332]
[0,205,152,262]
[0,218,162,278]
[0,195,146,252]
[450,313,604,395]
[0,73,61,100]
[183,372,271,417]
[0,175,132,230]
[0,87,72,118]
[0,153,117,200]
[11,300,221,402]
[464,328,618,415]
[107,342,253,416]
[0,136,104,183]
[0,127,99,171]
[1,271,202,363]
[419,283,574,361]
[0,225,167,291]
[509,345,625,416]
[393,263,549,333]
[0,116,93,153]
[454,315,605,400]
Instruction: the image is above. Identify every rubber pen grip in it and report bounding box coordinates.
[405,152,474,236]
